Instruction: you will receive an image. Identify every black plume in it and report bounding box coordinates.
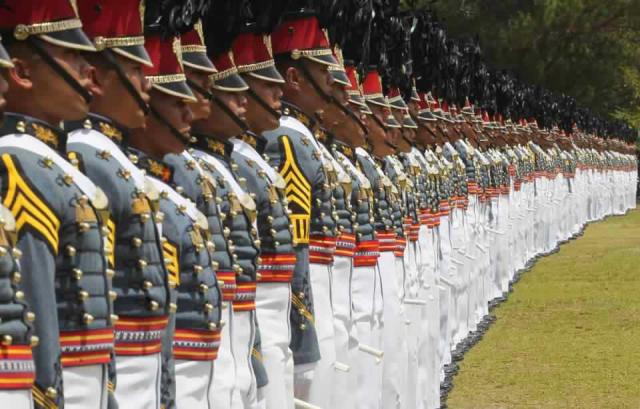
[249,0,292,33]
[203,0,250,55]
[146,0,212,37]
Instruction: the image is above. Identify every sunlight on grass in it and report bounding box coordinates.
[447,209,640,409]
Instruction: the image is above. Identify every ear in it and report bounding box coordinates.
[84,64,103,98]
[285,66,300,91]
[8,58,33,91]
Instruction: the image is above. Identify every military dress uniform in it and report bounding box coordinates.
[230,30,297,409]
[132,150,223,408]
[191,135,261,409]
[0,3,119,408]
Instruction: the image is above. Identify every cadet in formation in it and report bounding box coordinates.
[0,1,636,409]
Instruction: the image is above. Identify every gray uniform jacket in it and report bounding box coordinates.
[1,113,114,408]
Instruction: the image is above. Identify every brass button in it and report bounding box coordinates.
[199,284,209,293]
[109,291,117,301]
[78,222,91,233]
[193,265,203,274]
[14,290,24,301]
[106,269,115,279]
[138,259,148,269]
[83,313,94,324]
[169,303,177,313]
[204,303,214,312]
[1,334,12,346]
[66,246,77,257]
[149,300,159,311]
[45,387,58,400]
[11,248,22,259]
[101,226,110,237]
[110,314,119,323]
[132,237,143,247]
[30,335,39,347]
[0,247,6,257]
[78,291,90,301]
[142,280,153,290]
[299,323,307,330]
[11,272,21,284]
[25,311,35,322]
[207,321,218,331]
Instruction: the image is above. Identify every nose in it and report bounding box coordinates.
[183,103,194,125]
[238,92,248,108]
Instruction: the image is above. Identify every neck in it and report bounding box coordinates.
[130,127,185,158]
[282,93,317,119]
[7,105,59,127]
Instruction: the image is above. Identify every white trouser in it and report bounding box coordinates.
[211,303,235,408]
[231,310,257,409]
[351,263,379,409]
[115,353,161,409]
[437,217,453,369]
[380,250,407,409]
[0,390,33,409]
[63,364,108,409]
[330,255,358,409]
[175,359,215,408]
[255,282,294,409]
[295,262,335,408]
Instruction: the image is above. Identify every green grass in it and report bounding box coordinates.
[447,208,640,409]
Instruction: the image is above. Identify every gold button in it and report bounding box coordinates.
[0,247,6,257]
[46,387,58,399]
[140,213,150,223]
[149,300,159,311]
[254,239,261,247]
[142,280,153,290]
[204,303,213,312]
[199,284,209,293]
[110,314,119,323]
[207,321,218,331]
[83,313,94,324]
[25,311,35,322]
[138,259,148,269]
[267,216,274,223]
[106,269,115,279]
[132,237,142,247]
[14,290,24,300]
[78,222,91,233]
[206,241,215,251]
[78,291,89,301]
[1,335,12,346]
[11,248,22,259]
[300,323,307,330]
[256,272,263,280]
[298,292,305,299]
[11,272,21,284]
[169,303,177,313]
[211,261,220,270]
[66,246,77,257]
[101,226,110,237]
[30,335,39,347]
[109,291,117,301]
[193,265,203,274]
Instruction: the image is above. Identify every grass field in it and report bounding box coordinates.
[447,208,640,409]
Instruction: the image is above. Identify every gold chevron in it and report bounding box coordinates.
[162,240,180,285]
[106,218,115,267]
[32,385,58,409]
[2,154,60,252]
[279,136,311,244]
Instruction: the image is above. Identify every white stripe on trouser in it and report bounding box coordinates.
[437,217,453,372]
[115,353,161,409]
[211,303,235,408]
[62,364,108,409]
[295,262,335,408]
[351,263,379,409]
[231,310,258,409]
[330,255,358,409]
[403,240,419,409]
[0,390,34,409]
[379,250,406,409]
[175,359,215,408]
[255,282,295,409]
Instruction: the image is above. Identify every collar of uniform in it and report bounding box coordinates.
[281,101,316,130]
[331,138,355,162]
[65,113,129,146]
[191,133,234,159]
[236,131,267,154]
[314,126,334,147]
[126,147,174,183]
[0,112,67,153]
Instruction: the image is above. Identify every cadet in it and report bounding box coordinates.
[230,22,298,408]
[0,37,38,409]
[265,8,340,407]
[65,2,177,408]
[191,18,261,408]
[127,27,223,407]
[0,1,115,407]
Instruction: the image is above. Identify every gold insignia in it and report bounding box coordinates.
[295,112,311,127]
[162,240,180,285]
[98,122,123,143]
[195,21,205,46]
[2,154,60,252]
[147,160,166,179]
[207,139,227,156]
[314,129,327,144]
[263,35,273,58]
[31,124,58,148]
[173,37,184,70]
[241,133,257,148]
[106,218,115,267]
[280,136,311,245]
[139,1,146,32]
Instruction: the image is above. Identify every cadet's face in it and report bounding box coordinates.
[299,60,333,111]
[34,43,92,121]
[184,67,212,121]
[408,100,419,119]
[243,75,283,133]
[150,89,193,138]
[98,55,150,129]
[209,89,248,137]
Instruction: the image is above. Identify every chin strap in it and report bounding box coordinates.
[297,60,333,104]
[331,96,368,136]
[246,87,281,121]
[187,78,249,133]
[101,49,149,115]
[28,38,93,104]
[148,104,190,143]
